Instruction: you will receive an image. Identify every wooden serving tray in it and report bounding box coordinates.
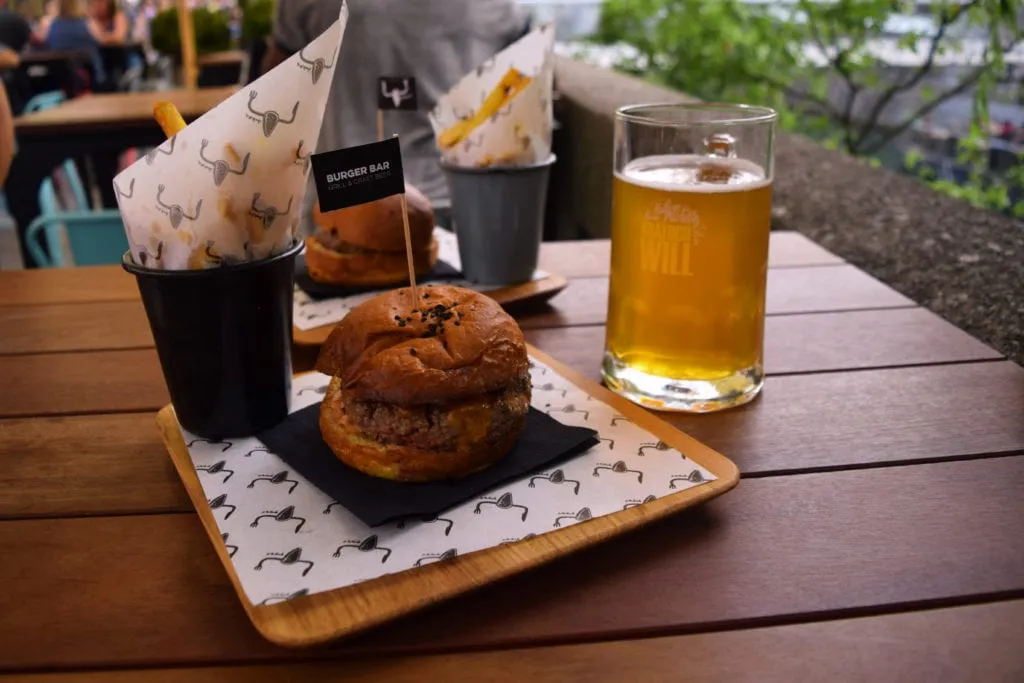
[292,274,569,346]
[157,346,739,648]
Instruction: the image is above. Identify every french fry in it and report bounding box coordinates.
[153,101,187,138]
[438,68,532,149]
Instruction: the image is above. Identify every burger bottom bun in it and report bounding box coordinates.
[319,377,527,482]
[304,236,438,287]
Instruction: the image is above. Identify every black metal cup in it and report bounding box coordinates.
[123,240,304,439]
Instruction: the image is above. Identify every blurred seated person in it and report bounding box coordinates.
[263,0,529,233]
[38,0,107,89]
[0,76,13,187]
[131,0,156,48]
[87,0,127,44]
[0,0,31,52]
[31,0,57,45]
[0,44,17,68]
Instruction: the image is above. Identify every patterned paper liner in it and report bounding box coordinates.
[113,7,348,270]
[182,358,716,606]
[293,229,548,331]
[429,23,555,168]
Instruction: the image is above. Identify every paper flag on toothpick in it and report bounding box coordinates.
[113,4,349,270]
[378,76,418,111]
[310,137,405,213]
[429,23,555,168]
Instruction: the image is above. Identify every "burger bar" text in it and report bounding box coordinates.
[326,162,391,183]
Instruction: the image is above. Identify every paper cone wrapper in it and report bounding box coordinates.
[114,6,349,270]
[429,23,555,168]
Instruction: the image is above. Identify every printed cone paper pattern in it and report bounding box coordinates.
[429,24,555,168]
[114,5,349,270]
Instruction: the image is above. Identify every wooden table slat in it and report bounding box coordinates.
[3,360,1022,519]
[0,301,153,355]
[14,88,237,134]
[519,265,914,330]
[535,230,845,279]
[0,349,168,418]
[0,300,999,373]
[524,308,1004,379]
[665,360,1024,475]
[5,600,1022,682]
[0,414,190,519]
[0,232,840,308]
[0,267,137,307]
[0,457,1021,671]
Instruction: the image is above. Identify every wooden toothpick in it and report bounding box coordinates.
[399,193,419,308]
[377,109,385,142]
[393,134,418,307]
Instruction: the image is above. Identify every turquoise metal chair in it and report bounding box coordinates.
[17,90,127,267]
[25,180,128,268]
[23,90,68,114]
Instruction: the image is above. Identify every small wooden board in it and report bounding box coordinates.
[157,345,739,648]
[292,274,569,346]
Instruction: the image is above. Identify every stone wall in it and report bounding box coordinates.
[550,56,1023,364]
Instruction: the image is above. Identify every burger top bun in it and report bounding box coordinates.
[315,285,529,405]
[312,183,434,253]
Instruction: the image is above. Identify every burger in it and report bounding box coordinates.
[315,284,532,482]
[305,183,437,286]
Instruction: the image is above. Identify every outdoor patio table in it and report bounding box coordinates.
[0,231,1021,681]
[8,86,237,267]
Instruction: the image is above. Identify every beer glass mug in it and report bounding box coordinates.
[603,103,777,412]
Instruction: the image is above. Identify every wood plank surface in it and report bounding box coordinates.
[0,301,152,354]
[535,231,844,279]
[2,303,999,380]
[1,457,1021,670]
[0,414,189,519]
[0,233,835,308]
[0,271,918,357]
[14,87,236,133]
[5,600,1021,682]
[669,361,1024,475]
[519,265,914,329]
[0,350,168,418]
[524,308,1004,378]
[0,266,137,307]
[4,360,1022,521]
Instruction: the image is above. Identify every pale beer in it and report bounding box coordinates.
[604,154,772,411]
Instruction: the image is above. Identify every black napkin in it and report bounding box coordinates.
[256,403,599,526]
[295,254,463,301]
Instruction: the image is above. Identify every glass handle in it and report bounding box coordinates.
[704,132,737,158]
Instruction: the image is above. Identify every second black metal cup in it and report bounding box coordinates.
[123,240,303,439]
[441,154,555,285]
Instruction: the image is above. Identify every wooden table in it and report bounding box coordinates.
[8,87,236,268]
[1,232,1022,681]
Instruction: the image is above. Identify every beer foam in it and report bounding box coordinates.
[616,154,771,193]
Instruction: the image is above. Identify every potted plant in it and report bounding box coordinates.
[150,6,237,86]
[150,6,233,60]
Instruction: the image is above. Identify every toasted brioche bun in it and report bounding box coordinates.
[304,235,438,287]
[306,183,437,286]
[319,377,527,481]
[316,285,530,405]
[316,285,531,481]
[313,183,434,253]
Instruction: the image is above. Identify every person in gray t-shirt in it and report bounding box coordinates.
[264,0,529,235]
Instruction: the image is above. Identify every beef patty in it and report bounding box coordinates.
[341,372,531,452]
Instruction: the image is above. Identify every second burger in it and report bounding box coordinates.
[305,183,437,287]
